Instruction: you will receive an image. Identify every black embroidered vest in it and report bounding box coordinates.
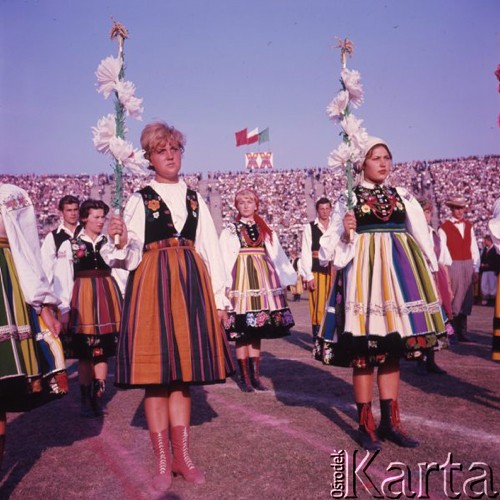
[71,237,110,273]
[353,184,406,231]
[138,185,199,246]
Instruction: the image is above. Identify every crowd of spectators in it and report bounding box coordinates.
[1,155,497,256]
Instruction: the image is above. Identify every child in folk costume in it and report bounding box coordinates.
[317,137,448,451]
[219,189,296,392]
[59,199,122,417]
[0,184,68,470]
[107,121,234,492]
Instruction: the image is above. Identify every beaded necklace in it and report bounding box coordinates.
[238,219,264,247]
[358,185,399,222]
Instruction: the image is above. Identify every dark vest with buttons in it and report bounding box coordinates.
[138,185,199,246]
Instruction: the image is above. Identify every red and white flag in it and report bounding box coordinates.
[247,127,259,144]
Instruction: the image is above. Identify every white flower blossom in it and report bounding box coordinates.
[328,142,353,169]
[108,137,148,175]
[95,56,121,99]
[341,68,364,108]
[340,114,368,152]
[115,80,144,119]
[326,90,349,122]
[92,114,123,154]
[123,149,149,175]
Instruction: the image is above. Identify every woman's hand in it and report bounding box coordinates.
[108,215,128,249]
[41,306,62,337]
[342,211,356,242]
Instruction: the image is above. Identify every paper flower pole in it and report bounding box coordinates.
[92,21,148,213]
[326,38,368,212]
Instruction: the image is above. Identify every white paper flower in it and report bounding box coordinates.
[341,68,364,108]
[115,81,144,119]
[328,142,353,169]
[349,127,369,153]
[108,137,149,175]
[92,114,123,154]
[123,149,149,175]
[108,136,134,162]
[96,56,122,98]
[326,90,349,122]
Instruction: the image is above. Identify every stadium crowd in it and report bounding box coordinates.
[1,155,498,254]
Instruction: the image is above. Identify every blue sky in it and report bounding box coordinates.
[0,0,498,175]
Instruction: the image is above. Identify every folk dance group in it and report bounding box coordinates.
[1,122,497,492]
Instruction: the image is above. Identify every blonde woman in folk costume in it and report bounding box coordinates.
[107,121,234,492]
[317,137,448,452]
[219,188,296,392]
[0,184,68,471]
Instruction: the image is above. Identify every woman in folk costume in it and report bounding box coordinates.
[106,121,234,492]
[58,199,122,417]
[317,137,447,451]
[0,184,68,470]
[488,197,500,361]
[219,189,296,392]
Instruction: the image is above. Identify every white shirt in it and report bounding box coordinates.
[300,217,330,281]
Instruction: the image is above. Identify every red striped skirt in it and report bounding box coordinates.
[116,239,234,386]
[64,270,122,359]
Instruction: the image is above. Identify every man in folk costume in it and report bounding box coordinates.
[439,195,480,342]
[41,195,81,294]
[300,197,335,344]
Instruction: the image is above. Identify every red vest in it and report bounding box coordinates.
[440,220,473,261]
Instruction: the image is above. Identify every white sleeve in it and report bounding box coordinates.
[397,187,438,272]
[40,232,56,286]
[100,193,144,271]
[195,196,231,309]
[470,227,480,273]
[57,239,75,313]
[300,223,314,281]
[438,232,453,267]
[218,225,241,289]
[265,234,297,287]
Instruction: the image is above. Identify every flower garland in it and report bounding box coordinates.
[91,21,149,212]
[326,38,368,211]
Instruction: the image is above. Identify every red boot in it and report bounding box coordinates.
[249,357,269,391]
[171,426,205,484]
[150,430,172,491]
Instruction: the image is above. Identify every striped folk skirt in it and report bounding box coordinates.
[63,270,121,360]
[0,238,68,412]
[224,247,294,341]
[116,239,234,387]
[316,229,448,368]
